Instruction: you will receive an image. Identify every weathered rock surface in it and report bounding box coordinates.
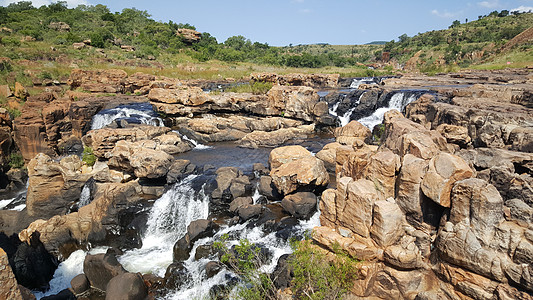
[250,72,339,88]
[84,251,126,291]
[270,155,329,195]
[0,247,24,300]
[173,219,219,262]
[107,140,174,178]
[105,272,148,300]
[281,192,317,219]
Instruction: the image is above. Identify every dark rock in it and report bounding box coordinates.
[164,262,191,290]
[57,136,83,156]
[173,219,219,261]
[258,176,280,200]
[70,274,89,295]
[229,197,253,215]
[105,272,147,300]
[281,192,317,219]
[505,199,533,225]
[11,232,57,291]
[238,204,263,221]
[253,163,269,176]
[195,244,216,260]
[209,284,230,300]
[275,217,300,240]
[271,254,293,289]
[166,159,196,184]
[41,289,76,300]
[205,261,223,278]
[83,251,126,291]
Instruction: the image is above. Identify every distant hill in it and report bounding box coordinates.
[366,41,387,45]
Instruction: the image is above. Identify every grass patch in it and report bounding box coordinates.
[225,81,273,94]
[82,146,96,167]
[8,152,24,169]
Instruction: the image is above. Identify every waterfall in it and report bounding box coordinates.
[77,184,91,208]
[349,77,379,89]
[358,91,421,130]
[180,134,212,150]
[90,103,163,130]
[329,93,363,127]
[118,175,210,277]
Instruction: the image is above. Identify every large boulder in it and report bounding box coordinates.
[107,140,174,178]
[26,154,89,219]
[67,69,128,93]
[173,219,219,261]
[266,85,325,122]
[0,247,24,300]
[270,156,329,195]
[281,192,317,219]
[83,251,127,291]
[421,153,473,208]
[268,145,313,169]
[105,272,148,300]
[211,167,251,202]
[148,85,209,106]
[370,199,404,247]
[335,120,372,145]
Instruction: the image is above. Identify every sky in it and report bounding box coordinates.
[1,0,533,46]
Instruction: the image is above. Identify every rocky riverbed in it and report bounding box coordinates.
[0,68,532,299]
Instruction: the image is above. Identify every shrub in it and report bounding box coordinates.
[8,152,24,169]
[82,146,96,167]
[214,235,277,300]
[290,239,360,300]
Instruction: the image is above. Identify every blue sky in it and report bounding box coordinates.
[2,0,533,45]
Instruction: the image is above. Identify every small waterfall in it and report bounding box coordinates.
[118,175,210,277]
[91,103,164,130]
[77,184,91,208]
[180,134,212,150]
[349,77,379,89]
[329,93,363,127]
[358,91,421,130]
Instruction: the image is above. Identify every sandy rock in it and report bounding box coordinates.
[396,154,429,226]
[251,73,339,88]
[315,142,342,172]
[436,124,471,147]
[148,86,209,106]
[335,120,372,145]
[176,28,202,43]
[68,69,127,93]
[0,84,12,98]
[337,178,379,238]
[319,189,337,227]
[362,149,400,200]
[84,252,127,291]
[105,272,148,300]
[14,82,28,99]
[238,124,315,148]
[270,156,329,195]
[266,85,322,122]
[0,248,24,300]
[268,145,313,170]
[107,140,174,178]
[370,199,404,247]
[421,153,473,208]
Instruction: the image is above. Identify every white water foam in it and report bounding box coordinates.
[118,175,210,277]
[77,184,91,208]
[34,247,108,299]
[349,77,377,89]
[91,106,163,130]
[180,134,212,150]
[358,92,419,130]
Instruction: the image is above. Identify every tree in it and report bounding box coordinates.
[498,10,509,17]
[224,35,251,51]
[398,34,409,43]
[6,1,34,12]
[449,20,461,28]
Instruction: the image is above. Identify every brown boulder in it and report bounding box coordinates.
[107,140,174,178]
[436,124,471,147]
[14,82,28,99]
[270,156,329,195]
[238,125,315,148]
[268,145,313,170]
[421,153,473,208]
[68,69,127,93]
[176,28,202,43]
[266,85,323,122]
[335,120,372,145]
[370,199,404,247]
[281,192,317,219]
[148,86,209,106]
[0,248,23,300]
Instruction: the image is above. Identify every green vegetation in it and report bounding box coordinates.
[225,81,273,95]
[8,152,24,168]
[289,239,360,299]
[82,146,96,167]
[214,235,277,300]
[380,11,533,71]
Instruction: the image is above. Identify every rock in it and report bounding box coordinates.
[176,28,202,43]
[268,145,313,170]
[238,125,315,148]
[107,140,174,178]
[48,22,70,31]
[70,274,89,294]
[83,125,170,158]
[258,176,280,200]
[26,153,88,218]
[436,124,471,147]
[166,159,195,183]
[271,254,293,289]
[164,262,191,290]
[315,142,342,172]
[266,85,323,122]
[41,289,75,300]
[72,43,85,50]
[237,204,263,221]
[421,153,473,208]
[148,85,209,106]
[335,120,372,145]
[11,232,58,291]
[505,199,533,226]
[281,192,317,219]
[370,199,405,247]
[396,154,428,226]
[337,178,379,238]
[83,251,127,291]
[173,219,219,261]
[105,272,147,300]
[68,69,127,93]
[361,149,400,200]
[205,261,223,279]
[449,178,504,246]
[14,82,28,99]
[0,84,12,98]
[0,247,24,300]
[251,73,339,88]
[211,167,251,202]
[319,189,337,227]
[270,156,329,195]
[229,197,253,214]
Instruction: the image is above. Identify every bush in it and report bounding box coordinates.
[8,152,24,169]
[214,235,277,300]
[290,239,360,300]
[82,146,96,166]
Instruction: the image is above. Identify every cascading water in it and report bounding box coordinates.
[357,91,422,130]
[329,93,363,127]
[90,102,164,130]
[118,175,210,276]
[349,77,379,89]
[77,184,91,208]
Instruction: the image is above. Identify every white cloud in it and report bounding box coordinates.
[298,8,312,14]
[477,1,500,8]
[0,0,89,8]
[431,9,461,18]
[511,6,533,13]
